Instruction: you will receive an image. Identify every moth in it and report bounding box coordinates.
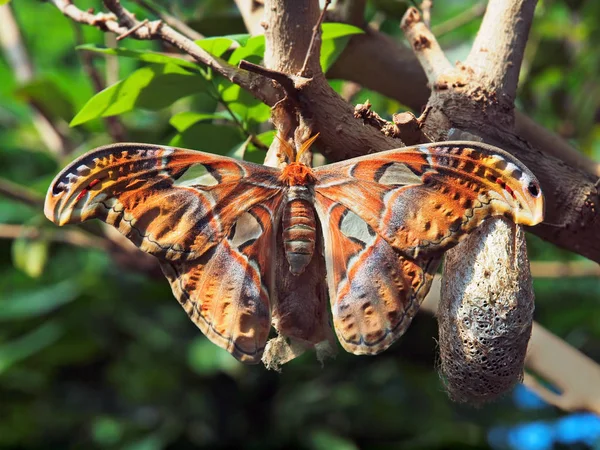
[44,137,544,363]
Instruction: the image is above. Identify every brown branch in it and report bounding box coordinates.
[133,0,204,41]
[525,323,600,414]
[334,0,367,27]
[466,0,538,104]
[233,0,265,35]
[73,24,126,142]
[421,0,432,29]
[400,6,600,263]
[0,224,108,251]
[326,16,600,177]
[530,261,600,278]
[400,7,453,86]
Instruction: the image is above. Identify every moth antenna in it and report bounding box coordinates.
[296,133,320,163]
[274,133,295,162]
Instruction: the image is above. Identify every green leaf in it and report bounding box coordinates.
[169,110,235,132]
[76,44,200,70]
[321,22,364,40]
[92,417,123,446]
[0,280,80,321]
[0,0,12,5]
[320,23,364,73]
[169,123,245,154]
[0,321,64,374]
[225,33,252,46]
[196,37,234,58]
[71,63,208,126]
[219,81,271,125]
[12,236,49,278]
[226,136,252,160]
[229,35,266,65]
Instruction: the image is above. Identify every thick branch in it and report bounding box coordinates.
[263,0,321,76]
[466,0,538,102]
[400,7,600,263]
[327,17,600,177]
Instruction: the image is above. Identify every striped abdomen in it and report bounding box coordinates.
[282,186,316,275]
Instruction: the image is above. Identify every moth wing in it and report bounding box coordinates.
[314,195,440,355]
[313,141,543,259]
[44,143,283,261]
[45,143,286,363]
[161,195,284,363]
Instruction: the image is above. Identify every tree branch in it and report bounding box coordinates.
[400,6,600,263]
[400,7,453,86]
[466,0,538,104]
[326,13,600,177]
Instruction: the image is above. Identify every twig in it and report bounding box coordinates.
[133,0,204,41]
[530,261,600,278]
[421,0,432,28]
[300,0,331,77]
[0,224,109,251]
[465,0,538,102]
[234,0,265,35]
[400,7,453,86]
[0,178,44,209]
[49,0,281,107]
[116,18,149,41]
[73,24,126,142]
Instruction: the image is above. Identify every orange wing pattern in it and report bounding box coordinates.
[314,195,440,354]
[45,144,285,363]
[161,197,284,363]
[45,143,283,261]
[313,141,543,355]
[313,142,544,259]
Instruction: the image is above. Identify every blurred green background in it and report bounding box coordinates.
[1,0,599,449]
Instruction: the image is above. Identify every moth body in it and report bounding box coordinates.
[282,185,317,275]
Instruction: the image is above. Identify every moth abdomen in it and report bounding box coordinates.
[282,191,317,275]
